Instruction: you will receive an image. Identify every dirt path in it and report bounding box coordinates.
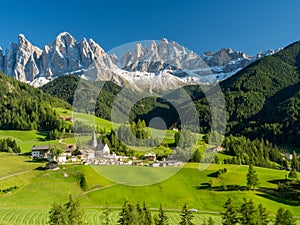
[0,170,33,181]
[79,184,117,196]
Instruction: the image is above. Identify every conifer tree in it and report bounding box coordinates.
[275,208,296,225]
[246,165,259,190]
[222,198,238,225]
[154,204,169,225]
[179,203,194,225]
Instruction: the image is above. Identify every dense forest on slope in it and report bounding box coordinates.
[219,41,300,147]
[0,71,70,130]
[41,75,179,127]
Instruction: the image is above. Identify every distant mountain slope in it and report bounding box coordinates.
[0,71,70,130]
[219,41,300,147]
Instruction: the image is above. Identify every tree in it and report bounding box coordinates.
[154,204,169,225]
[179,203,194,225]
[65,196,86,225]
[257,203,269,225]
[48,196,85,225]
[288,170,298,180]
[118,200,133,225]
[275,208,296,225]
[246,165,259,190]
[141,202,152,225]
[101,202,111,225]
[202,217,215,225]
[50,146,63,162]
[240,198,257,225]
[48,203,67,225]
[291,151,299,171]
[222,198,238,225]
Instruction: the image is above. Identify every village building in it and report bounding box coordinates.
[64,144,77,157]
[31,145,51,160]
[145,152,156,161]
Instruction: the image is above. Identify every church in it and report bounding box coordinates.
[91,132,111,158]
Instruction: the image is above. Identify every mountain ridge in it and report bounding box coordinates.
[0,32,279,90]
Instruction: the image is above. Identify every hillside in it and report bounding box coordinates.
[0,71,70,130]
[41,75,179,127]
[219,41,300,147]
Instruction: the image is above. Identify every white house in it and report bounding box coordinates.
[31,145,51,159]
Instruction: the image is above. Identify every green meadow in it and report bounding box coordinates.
[0,152,299,224]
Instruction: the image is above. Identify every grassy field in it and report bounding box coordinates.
[0,152,299,224]
[0,152,44,178]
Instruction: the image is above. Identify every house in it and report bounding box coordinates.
[31,145,51,159]
[58,116,75,122]
[57,154,67,164]
[45,161,59,170]
[64,144,77,156]
[145,152,156,161]
[79,150,95,160]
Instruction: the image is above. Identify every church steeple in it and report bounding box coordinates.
[92,132,98,149]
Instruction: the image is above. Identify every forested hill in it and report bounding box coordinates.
[0,71,70,130]
[219,40,300,147]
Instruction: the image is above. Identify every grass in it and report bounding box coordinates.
[0,152,44,178]
[0,154,299,224]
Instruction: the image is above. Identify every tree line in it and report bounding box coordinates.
[48,195,297,225]
[0,138,21,153]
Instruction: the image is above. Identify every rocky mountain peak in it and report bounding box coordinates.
[0,32,280,91]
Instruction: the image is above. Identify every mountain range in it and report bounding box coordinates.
[0,32,279,90]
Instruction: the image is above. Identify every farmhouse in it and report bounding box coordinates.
[64,144,77,156]
[78,150,95,160]
[31,145,51,160]
[145,152,156,161]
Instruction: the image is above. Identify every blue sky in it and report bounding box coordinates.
[1,0,300,55]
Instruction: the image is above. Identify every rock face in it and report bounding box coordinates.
[0,32,279,90]
[3,34,42,82]
[1,32,115,83]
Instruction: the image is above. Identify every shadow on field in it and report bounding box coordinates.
[196,183,248,191]
[256,192,300,207]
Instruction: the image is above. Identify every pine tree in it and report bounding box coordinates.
[246,165,259,190]
[141,201,152,225]
[208,217,215,225]
[179,203,194,225]
[101,202,111,225]
[222,198,238,225]
[154,204,169,225]
[48,196,85,225]
[202,217,215,225]
[240,198,257,225]
[118,200,133,225]
[257,204,268,225]
[275,208,296,225]
[291,151,299,171]
[65,196,85,225]
[48,203,66,225]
